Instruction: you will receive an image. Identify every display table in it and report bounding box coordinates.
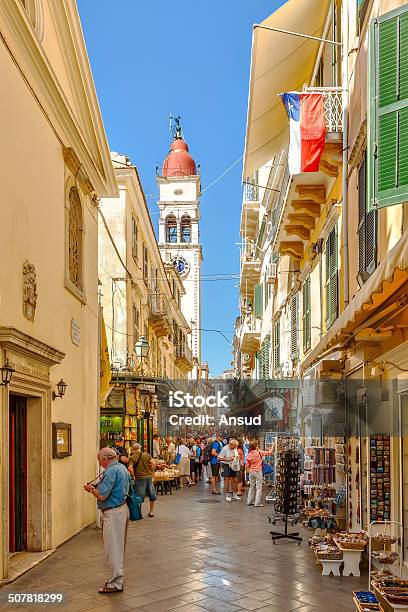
[372,585,408,612]
[353,595,384,611]
[336,545,365,577]
[321,559,342,576]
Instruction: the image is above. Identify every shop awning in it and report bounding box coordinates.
[302,231,408,372]
[243,0,331,178]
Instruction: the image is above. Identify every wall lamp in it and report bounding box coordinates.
[0,360,15,386]
[52,379,68,401]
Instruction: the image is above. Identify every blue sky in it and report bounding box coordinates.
[78,0,283,376]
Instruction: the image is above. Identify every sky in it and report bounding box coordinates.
[78,0,284,376]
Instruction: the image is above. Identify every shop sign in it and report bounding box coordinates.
[106,387,125,409]
[52,422,72,459]
[71,319,80,346]
[125,387,141,415]
[137,383,156,393]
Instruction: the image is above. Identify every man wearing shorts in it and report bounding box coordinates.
[210,434,223,495]
[129,443,157,517]
[218,438,240,503]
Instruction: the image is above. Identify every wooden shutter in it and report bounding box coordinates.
[358,153,377,279]
[369,6,408,209]
[325,228,338,328]
[302,277,311,353]
[259,337,270,379]
[253,284,264,317]
[273,318,280,371]
[290,294,299,359]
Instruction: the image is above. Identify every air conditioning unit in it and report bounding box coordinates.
[266,262,278,283]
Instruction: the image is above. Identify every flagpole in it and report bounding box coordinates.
[253,24,342,46]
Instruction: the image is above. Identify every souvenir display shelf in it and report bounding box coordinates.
[370,435,391,521]
[368,520,403,591]
[270,450,302,544]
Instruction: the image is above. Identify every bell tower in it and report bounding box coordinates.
[157,117,202,379]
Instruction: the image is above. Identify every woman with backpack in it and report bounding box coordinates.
[245,440,271,507]
[202,437,213,484]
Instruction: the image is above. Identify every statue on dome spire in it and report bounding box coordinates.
[170,113,183,140]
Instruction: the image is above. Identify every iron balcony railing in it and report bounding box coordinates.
[175,342,192,364]
[148,292,169,318]
[303,86,343,133]
[243,181,259,203]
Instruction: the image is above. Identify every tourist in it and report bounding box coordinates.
[236,438,245,496]
[198,437,205,480]
[83,447,130,593]
[218,438,241,502]
[176,437,193,486]
[246,440,270,507]
[152,433,160,459]
[112,435,129,466]
[188,437,201,484]
[167,436,176,464]
[210,434,223,495]
[129,442,156,518]
[202,437,213,483]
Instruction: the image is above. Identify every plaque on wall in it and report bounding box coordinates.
[106,387,125,410]
[52,423,72,459]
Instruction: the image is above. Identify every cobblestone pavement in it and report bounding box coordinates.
[1,481,366,611]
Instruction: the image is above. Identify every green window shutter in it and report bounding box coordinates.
[259,336,270,379]
[302,277,311,353]
[325,227,338,328]
[369,6,408,210]
[290,294,299,359]
[358,153,377,278]
[253,284,263,317]
[273,318,280,371]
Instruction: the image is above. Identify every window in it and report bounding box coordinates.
[325,227,338,328]
[259,336,270,379]
[358,152,377,282]
[165,214,177,243]
[181,215,191,243]
[273,317,281,372]
[302,277,311,353]
[368,6,408,210]
[68,187,83,290]
[290,293,299,360]
[132,216,138,262]
[253,284,264,318]
[143,245,148,285]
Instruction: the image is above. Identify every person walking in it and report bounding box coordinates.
[188,437,201,484]
[202,437,213,483]
[210,434,223,495]
[246,440,270,507]
[112,435,129,466]
[83,447,130,594]
[218,438,241,502]
[166,436,176,464]
[152,433,160,459]
[236,439,245,497]
[176,437,193,486]
[129,442,157,518]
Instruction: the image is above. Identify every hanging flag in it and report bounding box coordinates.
[280,92,326,175]
[100,316,112,404]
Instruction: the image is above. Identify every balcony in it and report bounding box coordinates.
[175,342,193,373]
[239,312,261,355]
[270,88,343,259]
[148,293,171,337]
[240,240,262,298]
[240,182,260,238]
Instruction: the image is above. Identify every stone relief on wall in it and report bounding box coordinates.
[23,260,37,321]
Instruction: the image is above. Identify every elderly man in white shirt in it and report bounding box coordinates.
[217,438,241,503]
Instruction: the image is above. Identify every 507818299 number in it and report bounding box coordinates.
[5,593,64,605]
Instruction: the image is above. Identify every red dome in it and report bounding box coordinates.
[162,138,196,177]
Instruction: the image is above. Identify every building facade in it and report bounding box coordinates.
[0,0,116,582]
[98,153,193,450]
[157,127,203,379]
[236,0,408,554]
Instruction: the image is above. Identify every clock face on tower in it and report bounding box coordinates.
[172,256,190,277]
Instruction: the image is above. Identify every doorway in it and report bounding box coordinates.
[9,395,27,553]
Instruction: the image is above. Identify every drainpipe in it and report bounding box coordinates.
[341,0,349,308]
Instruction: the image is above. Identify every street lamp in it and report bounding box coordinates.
[52,379,68,401]
[0,360,14,386]
[134,336,149,375]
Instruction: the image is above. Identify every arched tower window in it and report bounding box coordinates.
[166,214,177,243]
[181,214,191,243]
[68,187,83,290]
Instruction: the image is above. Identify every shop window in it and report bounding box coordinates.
[132,216,138,262]
[290,293,299,360]
[325,226,338,328]
[368,5,408,210]
[68,186,83,291]
[302,276,311,353]
[181,214,191,243]
[358,151,377,284]
[165,214,177,243]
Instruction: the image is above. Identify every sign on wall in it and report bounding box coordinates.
[52,422,72,459]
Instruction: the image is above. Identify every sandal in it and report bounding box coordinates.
[99,585,123,594]
[148,513,154,518]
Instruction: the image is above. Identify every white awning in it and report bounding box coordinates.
[243,0,331,178]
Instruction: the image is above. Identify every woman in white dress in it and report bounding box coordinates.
[176,438,193,486]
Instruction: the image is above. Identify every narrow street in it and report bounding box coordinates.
[3,482,365,612]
